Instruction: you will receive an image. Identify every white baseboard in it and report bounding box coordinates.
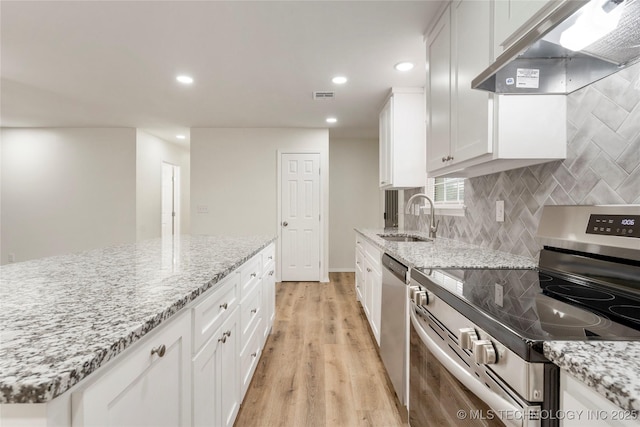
[329,268,355,273]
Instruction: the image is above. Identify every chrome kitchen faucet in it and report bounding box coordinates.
[405,193,439,239]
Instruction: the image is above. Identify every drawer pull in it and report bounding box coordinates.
[269,270,274,276]
[251,352,257,358]
[367,268,372,272]
[219,302,228,310]
[251,273,257,278]
[151,344,166,358]
[251,308,258,314]
[218,330,232,344]
[268,256,273,260]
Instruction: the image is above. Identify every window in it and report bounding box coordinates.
[427,177,466,216]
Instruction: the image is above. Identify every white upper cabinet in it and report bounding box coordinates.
[425,0,566,179]
[379,87,426,189]
[494,0,559,58]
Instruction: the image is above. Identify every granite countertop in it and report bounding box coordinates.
[0,234,275,404]
[356,229,640,413]
[544,341,640,412]
[355,228,537,270]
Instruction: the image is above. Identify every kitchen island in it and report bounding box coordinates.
[0,234,275,425]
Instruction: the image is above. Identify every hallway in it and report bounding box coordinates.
[235,273,407,426]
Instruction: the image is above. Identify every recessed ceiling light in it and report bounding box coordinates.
[176,75,194,84]
[176,134,186,140]
[326,117,337,124]
[332,76,348,84]
[394,62,414,72]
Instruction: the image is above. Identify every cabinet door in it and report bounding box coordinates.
[364,257,375,330]
[560,371,640,427]
[450,0,492,164]
[494,0,551,56]
[262,262,276,343]
[355,247,365,302]
[426,7,452,173]
[72,313,191,427]
[379,98,393,187]
[219,309,240,427]
[193,307,240,427]
[370,266,382,346]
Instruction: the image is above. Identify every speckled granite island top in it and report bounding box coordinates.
[355,228,536,269]
[0,235,275,404]
[544,341,640,412]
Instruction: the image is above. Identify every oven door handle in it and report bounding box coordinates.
[410,308,524,427]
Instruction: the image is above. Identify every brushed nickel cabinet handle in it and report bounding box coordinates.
[251,308,257,314]
[218,336,227,344]
[251,273,257,278]
[251,352,257,358]
[269,270,274,276]
[151,344,166,357]
[220,302,228,310]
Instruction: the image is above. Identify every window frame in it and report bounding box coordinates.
[426,177,466,217]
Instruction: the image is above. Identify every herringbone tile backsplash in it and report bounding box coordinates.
[405,62,640,261]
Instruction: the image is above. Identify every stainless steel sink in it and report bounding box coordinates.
[377,234,431,243]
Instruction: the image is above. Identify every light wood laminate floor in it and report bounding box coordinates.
[235,272,407,427]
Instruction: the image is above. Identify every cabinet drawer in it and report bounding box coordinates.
[363,240,381,272]
[240,286,262,352]
[240,256,262,300]
[72,312,191,426]
[193,273,239,353]
[240,320,263,400]
[261,244,275,270]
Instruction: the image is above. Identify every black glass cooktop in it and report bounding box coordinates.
[415,267,640,360]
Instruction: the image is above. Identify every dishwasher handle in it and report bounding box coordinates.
[382,253,408,283]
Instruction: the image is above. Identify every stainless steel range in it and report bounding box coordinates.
[408,205,640,427]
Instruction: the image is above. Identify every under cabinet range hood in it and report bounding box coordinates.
[473,0,640,94]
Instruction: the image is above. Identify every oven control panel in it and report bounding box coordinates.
[586,214,638,238]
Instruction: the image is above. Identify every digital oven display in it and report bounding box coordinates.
[586,214,639,238]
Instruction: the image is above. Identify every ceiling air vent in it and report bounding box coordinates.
[313,91,335,100]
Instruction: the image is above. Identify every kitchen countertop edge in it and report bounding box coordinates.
[543,341,640,412]
[355,228,537,270]
[0,235,276,404]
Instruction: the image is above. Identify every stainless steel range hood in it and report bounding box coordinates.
[473,0,640,94]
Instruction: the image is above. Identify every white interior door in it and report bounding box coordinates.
[280,153,320,281]
[161,163,180,238]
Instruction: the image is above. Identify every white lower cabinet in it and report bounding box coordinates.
[72,312,192,427]
[193,307,240,427]
[261,247,276,344]
[355,234,382,345]
[67,244,276,427]
[560,371,640,427]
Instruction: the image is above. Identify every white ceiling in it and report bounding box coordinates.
[1,1,444,142]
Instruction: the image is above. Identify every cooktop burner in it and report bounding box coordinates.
[420,268,640,343]
[543,284,615,301]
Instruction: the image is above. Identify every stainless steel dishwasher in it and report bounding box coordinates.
[380,253,408,406]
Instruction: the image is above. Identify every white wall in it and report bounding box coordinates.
[0,128,137,264]
[329,137,382,271]
[136,130,190,241]
[190,128,329,281]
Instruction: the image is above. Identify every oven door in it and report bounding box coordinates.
[409,306,539,427]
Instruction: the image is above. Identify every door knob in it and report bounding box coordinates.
[282,221,288,227]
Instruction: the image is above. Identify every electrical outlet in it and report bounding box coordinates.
[494,283,504,307]
[496,200,505,222]
[196,205,209,214]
